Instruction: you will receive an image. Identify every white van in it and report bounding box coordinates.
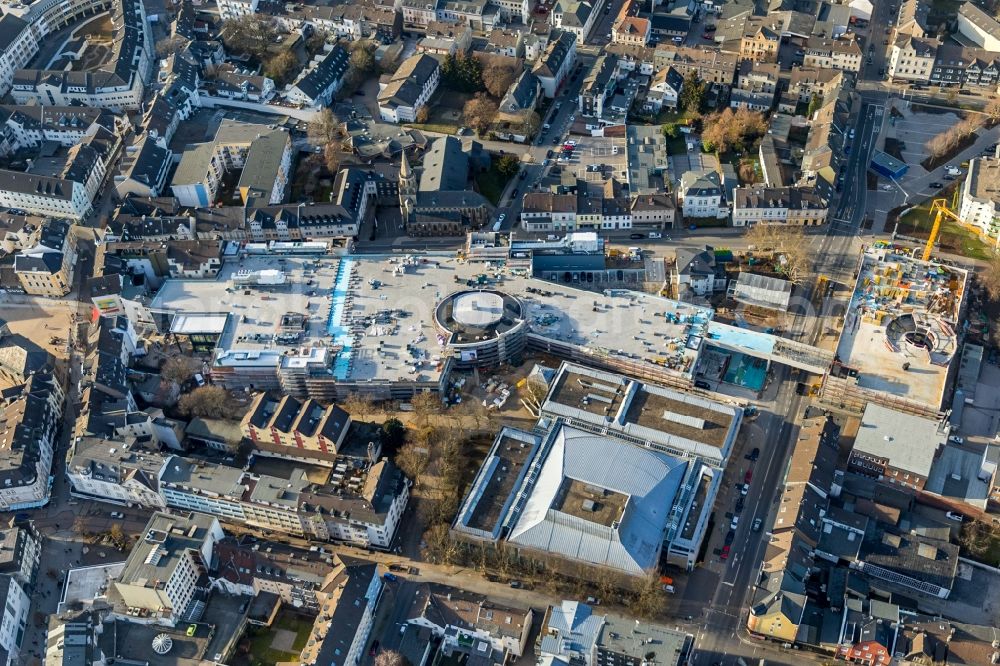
[194,373,206,387]
[648,232,662,239]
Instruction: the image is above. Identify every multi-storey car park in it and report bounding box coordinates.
[148,249,832,402]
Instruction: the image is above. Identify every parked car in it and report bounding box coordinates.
[725,530,735,545]
[948,434,964,444]
[741,483,749,496]
[730,516,739,530]
[509,580,521,588]
[945,511,964,522]
[720,545,731,559]
[629,233,644,239]
[749,447,760,461]
[735,497,745,513]
[369,641,380,657]
[929,182,943,188]
[694,379,712,389]
[586,596,600,604]
[752,518,763,532]
[744,469,753,483]
[110,511,124,519]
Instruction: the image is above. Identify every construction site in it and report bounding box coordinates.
[826,243,969,416]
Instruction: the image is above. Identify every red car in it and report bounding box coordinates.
[744,469,753,484]
[721,545,731,560]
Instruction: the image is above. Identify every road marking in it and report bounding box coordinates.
[721,581,735,587]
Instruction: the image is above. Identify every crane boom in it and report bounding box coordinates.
[923,199,963,262]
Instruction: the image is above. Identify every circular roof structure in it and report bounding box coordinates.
[152,635,174,655]
[435,289,525,344]
[453,292,505,328]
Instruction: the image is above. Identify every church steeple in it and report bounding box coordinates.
[399,151,417,225]
[399,151,416,194]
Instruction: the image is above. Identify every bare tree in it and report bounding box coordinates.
[979,253,1000,302]
[744,224,811,283]
[161,356,198,384]
[342,392,375,422]
[463,93,499,135]
[375,650,411,666]
[264,50,299,86]
[394,443,430,484]
[221,15,278,59]
[483,62,517,99]
[632,572,666,619]
[178,386,230,418]
[701,108,767,153]
[308,108,341,145]
[986,98,1000,123]
[925,116,981,160]
[156,34,187,58]
[520,375,549,416]
[411,392,441,427]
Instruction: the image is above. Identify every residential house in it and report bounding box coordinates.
[296,557,382,666]
[532,29,577,98]
[14,219,77,296]
[418,23,473,56]
[670,246,727,297]
[802,37,863,73]
[241,393,352,461]
[888,35,937,82]
[678,170,726,219]
[958,153,1000,239]
[286,44,350,109]
[613,16,650,46]
[644,65,683,112]
[0,372,64,511]
[114,135,173,199]
[731,186,828,226]
[210,64,275,102]
[486,29,524,57]
[171,120,292,208]
[551,0,599,44]
[109,511,224,625]
[377,53,440,123]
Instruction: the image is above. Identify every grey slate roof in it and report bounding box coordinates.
[419,136,470,192]
[294,45,349,102]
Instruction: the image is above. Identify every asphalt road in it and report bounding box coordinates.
[833,102,884,226]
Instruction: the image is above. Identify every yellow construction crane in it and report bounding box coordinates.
[923,199,964,261]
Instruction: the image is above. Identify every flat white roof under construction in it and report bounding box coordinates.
[170,314,228,334]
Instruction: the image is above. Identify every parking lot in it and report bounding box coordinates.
[552,135,629,182]
[891,107,964,172]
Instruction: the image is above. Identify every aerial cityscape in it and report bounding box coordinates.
[0,0,998,663]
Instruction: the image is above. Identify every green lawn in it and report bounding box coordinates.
[475,164,507,205]
[246,612,313,666]
[895,197,994,260]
